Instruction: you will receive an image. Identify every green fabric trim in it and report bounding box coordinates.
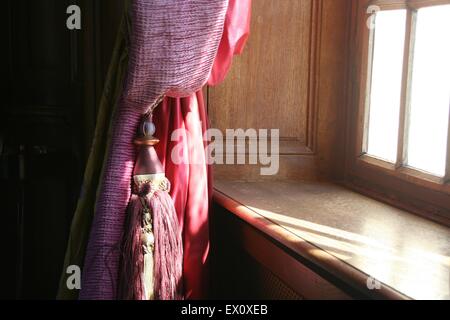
[57,3,130,300]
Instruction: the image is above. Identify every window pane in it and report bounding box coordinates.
[366,10,406,163]
[407,5,450,177]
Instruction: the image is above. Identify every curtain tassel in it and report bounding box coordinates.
[118,107,183,300]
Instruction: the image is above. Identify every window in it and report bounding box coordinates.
[347,0,450,226]
[365,9,407,163]
[406,5,450,177]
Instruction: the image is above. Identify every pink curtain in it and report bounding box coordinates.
[152,0,251,300]
[209,0,252,86]
[79,0,251,300]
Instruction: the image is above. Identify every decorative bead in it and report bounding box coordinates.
[143,120,156,137]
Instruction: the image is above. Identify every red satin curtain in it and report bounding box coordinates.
[153,93,211,299]
[209,0,252,86]
[153,0,251,299]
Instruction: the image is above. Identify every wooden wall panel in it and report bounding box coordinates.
[208,0,351,182]
[209,0,313,141]
[316,0,352,180]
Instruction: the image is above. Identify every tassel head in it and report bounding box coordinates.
[133,114,164,175]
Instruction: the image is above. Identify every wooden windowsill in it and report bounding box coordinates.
[213,180,450,300]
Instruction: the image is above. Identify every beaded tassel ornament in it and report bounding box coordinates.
[118,100,183,300]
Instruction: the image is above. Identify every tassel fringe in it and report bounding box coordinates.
[118,184,183,300]
[149,191,183,300]
[118,195,145,300]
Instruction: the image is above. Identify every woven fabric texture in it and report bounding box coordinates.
[80,0,228,299]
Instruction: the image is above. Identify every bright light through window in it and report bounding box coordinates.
[406,5,450,177]
[366,10,406,163]
[364,5,450,178]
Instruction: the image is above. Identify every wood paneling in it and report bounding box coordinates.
[2,0,83,299]
[1,0,124,299]
[209,0,314,141]
[316,0,352,180]
[208,0,351,181]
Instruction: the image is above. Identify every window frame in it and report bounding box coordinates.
[345,0,450,226]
